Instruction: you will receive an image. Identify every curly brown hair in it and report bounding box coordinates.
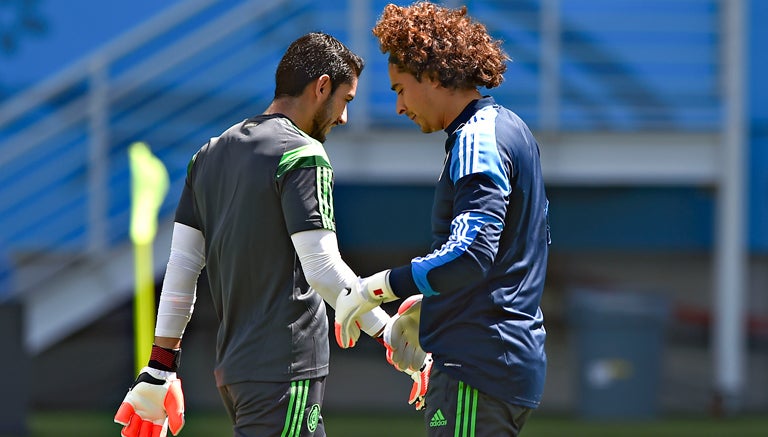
[372,1,508,90]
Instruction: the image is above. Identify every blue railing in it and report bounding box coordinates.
[0,0,724,297]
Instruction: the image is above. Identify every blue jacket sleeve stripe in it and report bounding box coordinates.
[411,211,502,296]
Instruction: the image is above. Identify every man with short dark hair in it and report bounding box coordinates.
[115,32,411,437]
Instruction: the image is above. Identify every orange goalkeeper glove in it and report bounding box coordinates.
[383,294,432,410]
[114,345,185,437]
[383,295,427,372]
[405,354,433,411]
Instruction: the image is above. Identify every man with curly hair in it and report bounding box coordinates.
[334,2,551,436]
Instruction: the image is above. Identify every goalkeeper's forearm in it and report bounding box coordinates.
[155,336,182,350]
[292,229,389,336]
[154,222,205,340]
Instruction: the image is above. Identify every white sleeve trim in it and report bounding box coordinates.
[291,229,389,337]
[155,222,206,338]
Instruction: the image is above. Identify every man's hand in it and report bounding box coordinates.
[404,354,433,410]
[381,294,432,410]
[115,367,185,436]
[383,294,426,372]
[335,270,397,348]
[115,346,185,436]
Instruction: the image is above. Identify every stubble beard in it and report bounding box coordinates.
[309,98,334,143]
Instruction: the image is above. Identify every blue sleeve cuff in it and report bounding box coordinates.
[388,264,421,298]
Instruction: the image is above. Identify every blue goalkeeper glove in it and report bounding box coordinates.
[335,270,398,348]
[114,345,185,437]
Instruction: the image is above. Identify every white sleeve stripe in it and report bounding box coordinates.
[451,108,511,194]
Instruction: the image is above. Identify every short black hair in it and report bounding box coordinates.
[274,32,364,98]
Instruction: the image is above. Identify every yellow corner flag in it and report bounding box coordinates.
[129,142,169,374]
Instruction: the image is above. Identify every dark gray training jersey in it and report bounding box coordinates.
[174,114,335,386]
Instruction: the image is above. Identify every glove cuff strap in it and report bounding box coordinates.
[149,344,181,372]
[367,270,397,302]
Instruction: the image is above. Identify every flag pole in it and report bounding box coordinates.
[128,142,169,374]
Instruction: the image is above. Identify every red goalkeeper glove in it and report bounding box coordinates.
[114,345,185,437]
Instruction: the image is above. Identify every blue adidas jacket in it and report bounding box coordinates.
[389,96,550,408]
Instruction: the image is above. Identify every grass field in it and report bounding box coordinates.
[3,410,766,437]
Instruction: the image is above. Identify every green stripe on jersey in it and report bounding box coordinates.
[276,143,331,179]
[317,166,335,231]
[186,152,198,178]
[276,143,335,231]
[281,380,310,437]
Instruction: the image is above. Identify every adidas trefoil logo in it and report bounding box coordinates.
[430,409,448,427]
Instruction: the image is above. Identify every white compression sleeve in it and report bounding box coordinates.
[291,229,390,337]
[155,222,206,338]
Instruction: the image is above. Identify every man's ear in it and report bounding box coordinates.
[314,74,332,100]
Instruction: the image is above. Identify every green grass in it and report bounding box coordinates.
[522,414,768,437]
[3,410,766,437]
